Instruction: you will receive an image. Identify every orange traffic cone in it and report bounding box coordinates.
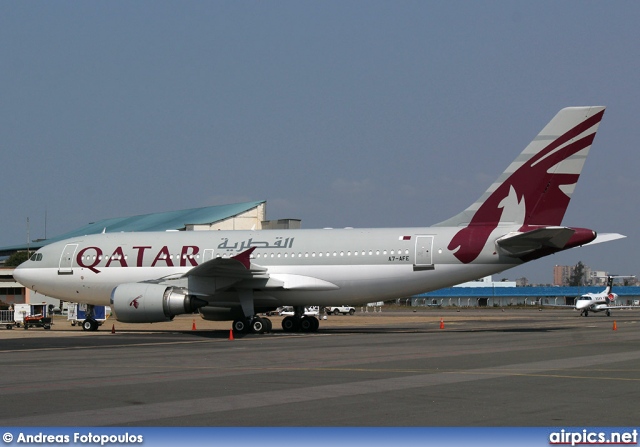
[613,321,617,331]
[229,329,234,341]
[192,319,197,331]
[111,324,115,334]
[440,318,445,329]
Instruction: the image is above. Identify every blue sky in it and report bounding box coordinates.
[2,1,639,283]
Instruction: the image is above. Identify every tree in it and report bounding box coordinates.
[568,261,586,286]
[4,251,29,267]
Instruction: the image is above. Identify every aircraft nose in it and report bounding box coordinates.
[13,263,31,288]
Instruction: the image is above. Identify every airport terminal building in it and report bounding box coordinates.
[411,278,640,308]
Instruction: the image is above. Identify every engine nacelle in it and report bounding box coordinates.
[607,293,618,304]
[111,283,207,323]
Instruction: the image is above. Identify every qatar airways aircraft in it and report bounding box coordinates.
[14,106,624,334]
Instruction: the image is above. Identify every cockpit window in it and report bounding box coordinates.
[29,253,43,261]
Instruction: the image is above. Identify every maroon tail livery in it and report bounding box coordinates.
[436,107,606,263]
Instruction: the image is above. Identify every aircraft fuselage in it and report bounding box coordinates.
[15,226,520,308]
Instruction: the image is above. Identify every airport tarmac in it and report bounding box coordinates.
[1,307,639,426]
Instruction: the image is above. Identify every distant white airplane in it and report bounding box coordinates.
[574,276,638,317]
[14,107,625,334]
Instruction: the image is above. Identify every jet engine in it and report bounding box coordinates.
[606,293,618,304]
[111,283,207,323]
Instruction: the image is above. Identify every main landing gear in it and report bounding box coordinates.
[231,308,320,334]
[232,290,320,334]
[232,316,273,334]
[231,314,320,334]
[281,315,319,333]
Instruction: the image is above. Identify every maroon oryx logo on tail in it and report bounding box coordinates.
[448,109,604,264]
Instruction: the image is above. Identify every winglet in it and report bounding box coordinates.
[231,247,256,269]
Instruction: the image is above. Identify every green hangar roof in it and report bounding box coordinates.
[0,200,266,256]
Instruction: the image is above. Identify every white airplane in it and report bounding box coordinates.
[14,106,625,334]
[574,276,637,317]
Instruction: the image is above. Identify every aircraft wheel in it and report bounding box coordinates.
[282,316,299,332]
[300,317,313,332]
[250,318,266,334]
[309,316,319,332]
[83,319,99,331]
[233,319,249,333]
[263,317,272,333]
[606,310,611,317]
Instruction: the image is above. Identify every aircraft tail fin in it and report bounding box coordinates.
[435,106,605,229]
[604,276,615,295]
[436,107,606,264]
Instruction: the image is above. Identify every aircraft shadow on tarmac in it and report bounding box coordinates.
[177,325,570,338]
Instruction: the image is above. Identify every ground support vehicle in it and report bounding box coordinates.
[278,306,319,316]
[326,305,356,315]
[0,310,16,329]
[23,313,52,330]
[9,303,54,330]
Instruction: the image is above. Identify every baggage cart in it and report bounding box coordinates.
[0,310,16,329]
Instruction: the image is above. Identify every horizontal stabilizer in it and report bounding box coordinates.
[496,227,576,258]
[582,233,626,246]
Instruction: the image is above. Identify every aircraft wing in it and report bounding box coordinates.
[540,303,576,308]
[496,227,576,258]
[182,247,338,291]
[597,305,640,310]
[183,247,268,280]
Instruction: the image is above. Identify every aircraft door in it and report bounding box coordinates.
[414,236,434,269]
[58,243,78,275]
